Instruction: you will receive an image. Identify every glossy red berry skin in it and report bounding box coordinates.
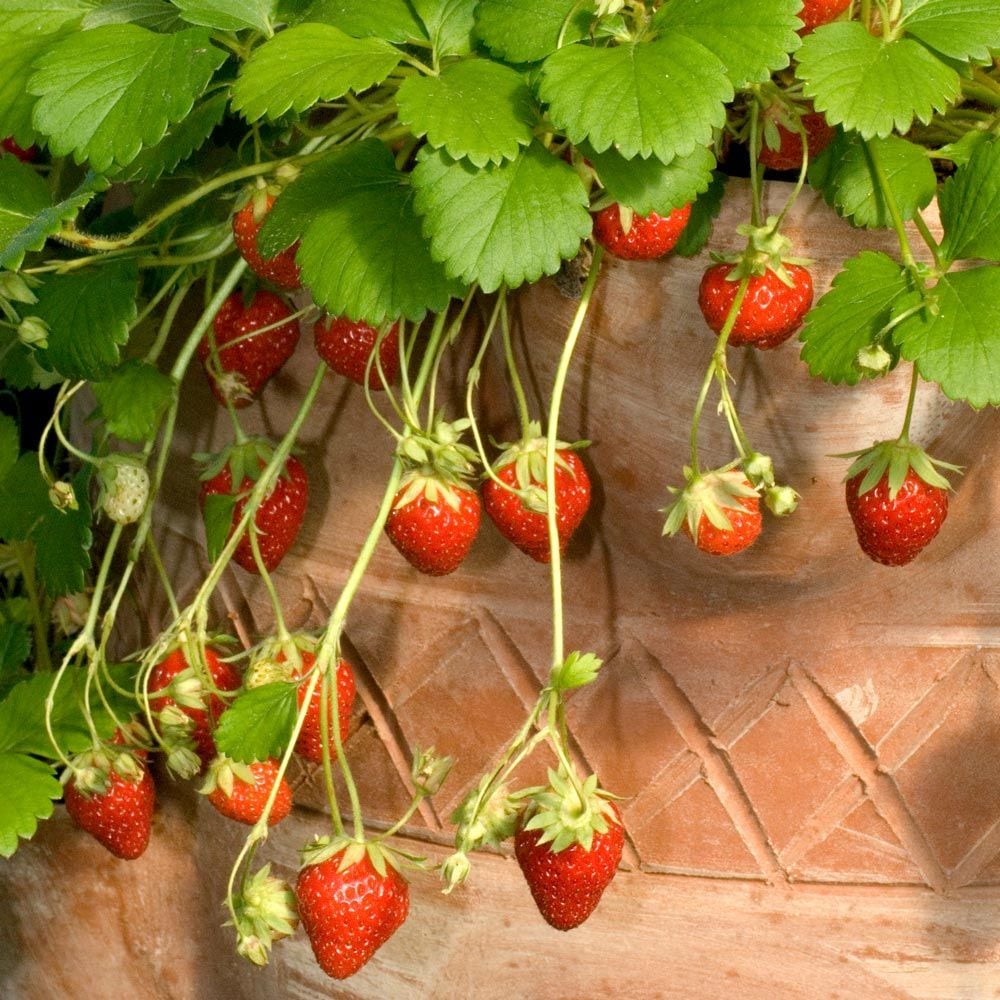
[314,317,400,389]
[198,291,300,408]
[799,0,851,33]
[759,111,835,171]
[64,765,156,860]
[514,804,624,931]
[297,852,409,980]
[592,203,691,260]
[385,485,481,576]
[1,138,36,162]
[846,468,949,566]
[683,490,762,556]
[698,263,814,350]
[207,759,292,826]
[149,647,241,767]
[232,193,301,290]
[278,650,356,763]
[482,451,591,563]
[199,456,309,573]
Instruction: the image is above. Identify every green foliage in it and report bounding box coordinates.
[174,0,276,34]
[0,754,61,858]
[292,0,427,42]
[33,468,92,597]
[214,682,299,763]
[91,361,176,443]
[939,138,1000,265]
[412,0,477,59]
[899,0,1000,63]
[474,0,594,64]
[202,492,236,562]
[673,171,727,258]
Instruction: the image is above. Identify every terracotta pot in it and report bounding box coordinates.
[3,182,999,998]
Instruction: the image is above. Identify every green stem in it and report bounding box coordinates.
[143,279,193,366]
[501,289,533,437]
[11,541,51,673]
[912,211,945,272]
[465,292,511,488]
[899,365,920,442]
[318,668,345,837]
[865,139,917,270]
[748,100,764,228]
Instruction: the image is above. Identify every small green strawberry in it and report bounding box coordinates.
[100,455,150,525]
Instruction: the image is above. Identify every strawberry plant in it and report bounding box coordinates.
[1,0,999,984]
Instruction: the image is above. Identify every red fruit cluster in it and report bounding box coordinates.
[232,193,301,290]
[278,649,356,763]
[198,290,300,408]
[149,647,241,766]
[759,111,836,172]
[514,805,624,931]
[483,450,591,563]
[385,485,481,576]
[592,203,691,260]
[314,316,400,389]
[846,468,949,566]
[64,765,156,860]
[199,455,309,573]
[206,759,293,826]
[297,852,409,979]
[698,263,814,349]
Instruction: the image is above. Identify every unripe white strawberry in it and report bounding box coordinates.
[100,456,150,525]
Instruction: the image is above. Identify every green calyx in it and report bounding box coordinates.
[452,777,520,853]
[712,216,812,283]
[62,744,144,795]
[394,414,479,510]
[229,864,299,967]
[489,421,588,513]
[299,835,406,879]
[661,464,760,538]
[200,754,257,798]
[521,768,619,854]
[840,439,962,501]
[196,438,285,489]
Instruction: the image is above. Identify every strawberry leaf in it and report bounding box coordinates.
[651,0,800,88]
[412,143,591,293]
[260,139,462,323]
[899,0,1000,63]
[31,260,138,380]
[290,0,427,42]
[474,0,594,64]
[214,683,298,763]
[174,0,276,33]
[33,467,92,597]
[808,132,936,229]
[202,492,236,562]
[587,143,715,216]
[0,753,60,858]
[539,37,731,163]
[799,251,911,384]
[231,23,401,123]
[673,171,726,258]
[28,25,227,173]
[0,455,50,543]
[397,58,536,168]
[0,415,19,481]
[894,267,1000,408]
[939,138,1000,265]
[91,361,176,443]
[82,1,183,31]
[0,622,31,674]
[549,651,602,691]
[797,22,961,139]
[411,0,476,58]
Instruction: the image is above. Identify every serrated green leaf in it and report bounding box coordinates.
[895,267,1000,408]
[0,622,31,673]
[674,171,727,258]
[90,360,176,442]
[82,0,183,31]
[33,467,92,597]
[213,682,298,763]
[397,58,535,168]
[292,0,426,42]
[934,130,989,168]
[800,251,911,384]
[0,340,63,391]
[109,91,228,183]
[0,416,18,483]
[0,168,106,271]
[474,0,594,64]
[939,138,1000,264]
[202,492,235,561]
[0,454,50,543]
[260,139,463,322]
[0,753,60,858]
[587,143,715,216]
[412,142,590,292]
[3,0,89,34]
[175,0,275,33]
[797,22,960,139]
[232,23,401,123]
[540,37,731,163]
[809,132,936,229]
[652,0,800,88]
[28,25,226,172]
[900,0,1000,63]
[412,0,475,57]
[31,260,138,380]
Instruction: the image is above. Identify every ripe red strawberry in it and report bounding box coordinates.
[698,262,813,349]
[279,649,356,763]
[843,441,957,566]
[799,0,851,33]
[482,433,590,562]
[592,202,691,260]
[759,109,835,171]
[684,490,762,555]
[314,316,400,389]
[64,761,156,860]
[204,757,293,826]
[197,290,300,408]
[149,646,241,767]
[514,782,623,931]
[232,191,301,290]
[297,845,409,980]
[663,467,763,556]
[1,137,36,162]
[386,482,481,576]
[199,449,309,573]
